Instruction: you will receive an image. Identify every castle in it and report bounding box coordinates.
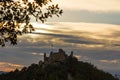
[44,49,74,63]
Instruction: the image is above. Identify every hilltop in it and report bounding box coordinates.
[0,49,118,80]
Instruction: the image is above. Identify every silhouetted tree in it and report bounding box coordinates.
[0,0,63,46]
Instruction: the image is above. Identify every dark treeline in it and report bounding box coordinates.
[0,49,118,80]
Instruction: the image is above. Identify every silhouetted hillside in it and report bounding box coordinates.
[0,49,118,80]
[0,71,7,74]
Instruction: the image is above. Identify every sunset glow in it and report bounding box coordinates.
[0,0,120,74]
[0,62,23,72]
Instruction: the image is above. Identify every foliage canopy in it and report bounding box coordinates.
[0,0,63,46]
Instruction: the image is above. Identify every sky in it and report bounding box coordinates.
[0,0,120,74]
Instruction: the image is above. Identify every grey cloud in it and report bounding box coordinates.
[20,32,103,46]
[32,32,79,39]
[62,37,103,45]
[30,32,110,46]
[18,28,120,49]
[48,10,120,25]
[0,48,43,66]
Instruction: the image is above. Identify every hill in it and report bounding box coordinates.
[0,49,118,80]
[0,71,7,74]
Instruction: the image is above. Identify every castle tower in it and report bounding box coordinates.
[44,53,47,61]
[58,49,65,54]
[70,51,73,57]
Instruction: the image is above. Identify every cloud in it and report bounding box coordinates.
[17,22,120,50]
[31,52,44,56]
[53,0,120,12]
[0,62,23,72]
[31,52,38,55]
[74,55,82,60]
[48,10,120,25]
[99,59,119,64]
[47,0,120,25]
[1,22,120,73]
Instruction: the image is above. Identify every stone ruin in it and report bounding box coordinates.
[44,49,74,64]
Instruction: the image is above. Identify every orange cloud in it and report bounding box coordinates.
[0,62,23,72]
[99,59,119,64]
